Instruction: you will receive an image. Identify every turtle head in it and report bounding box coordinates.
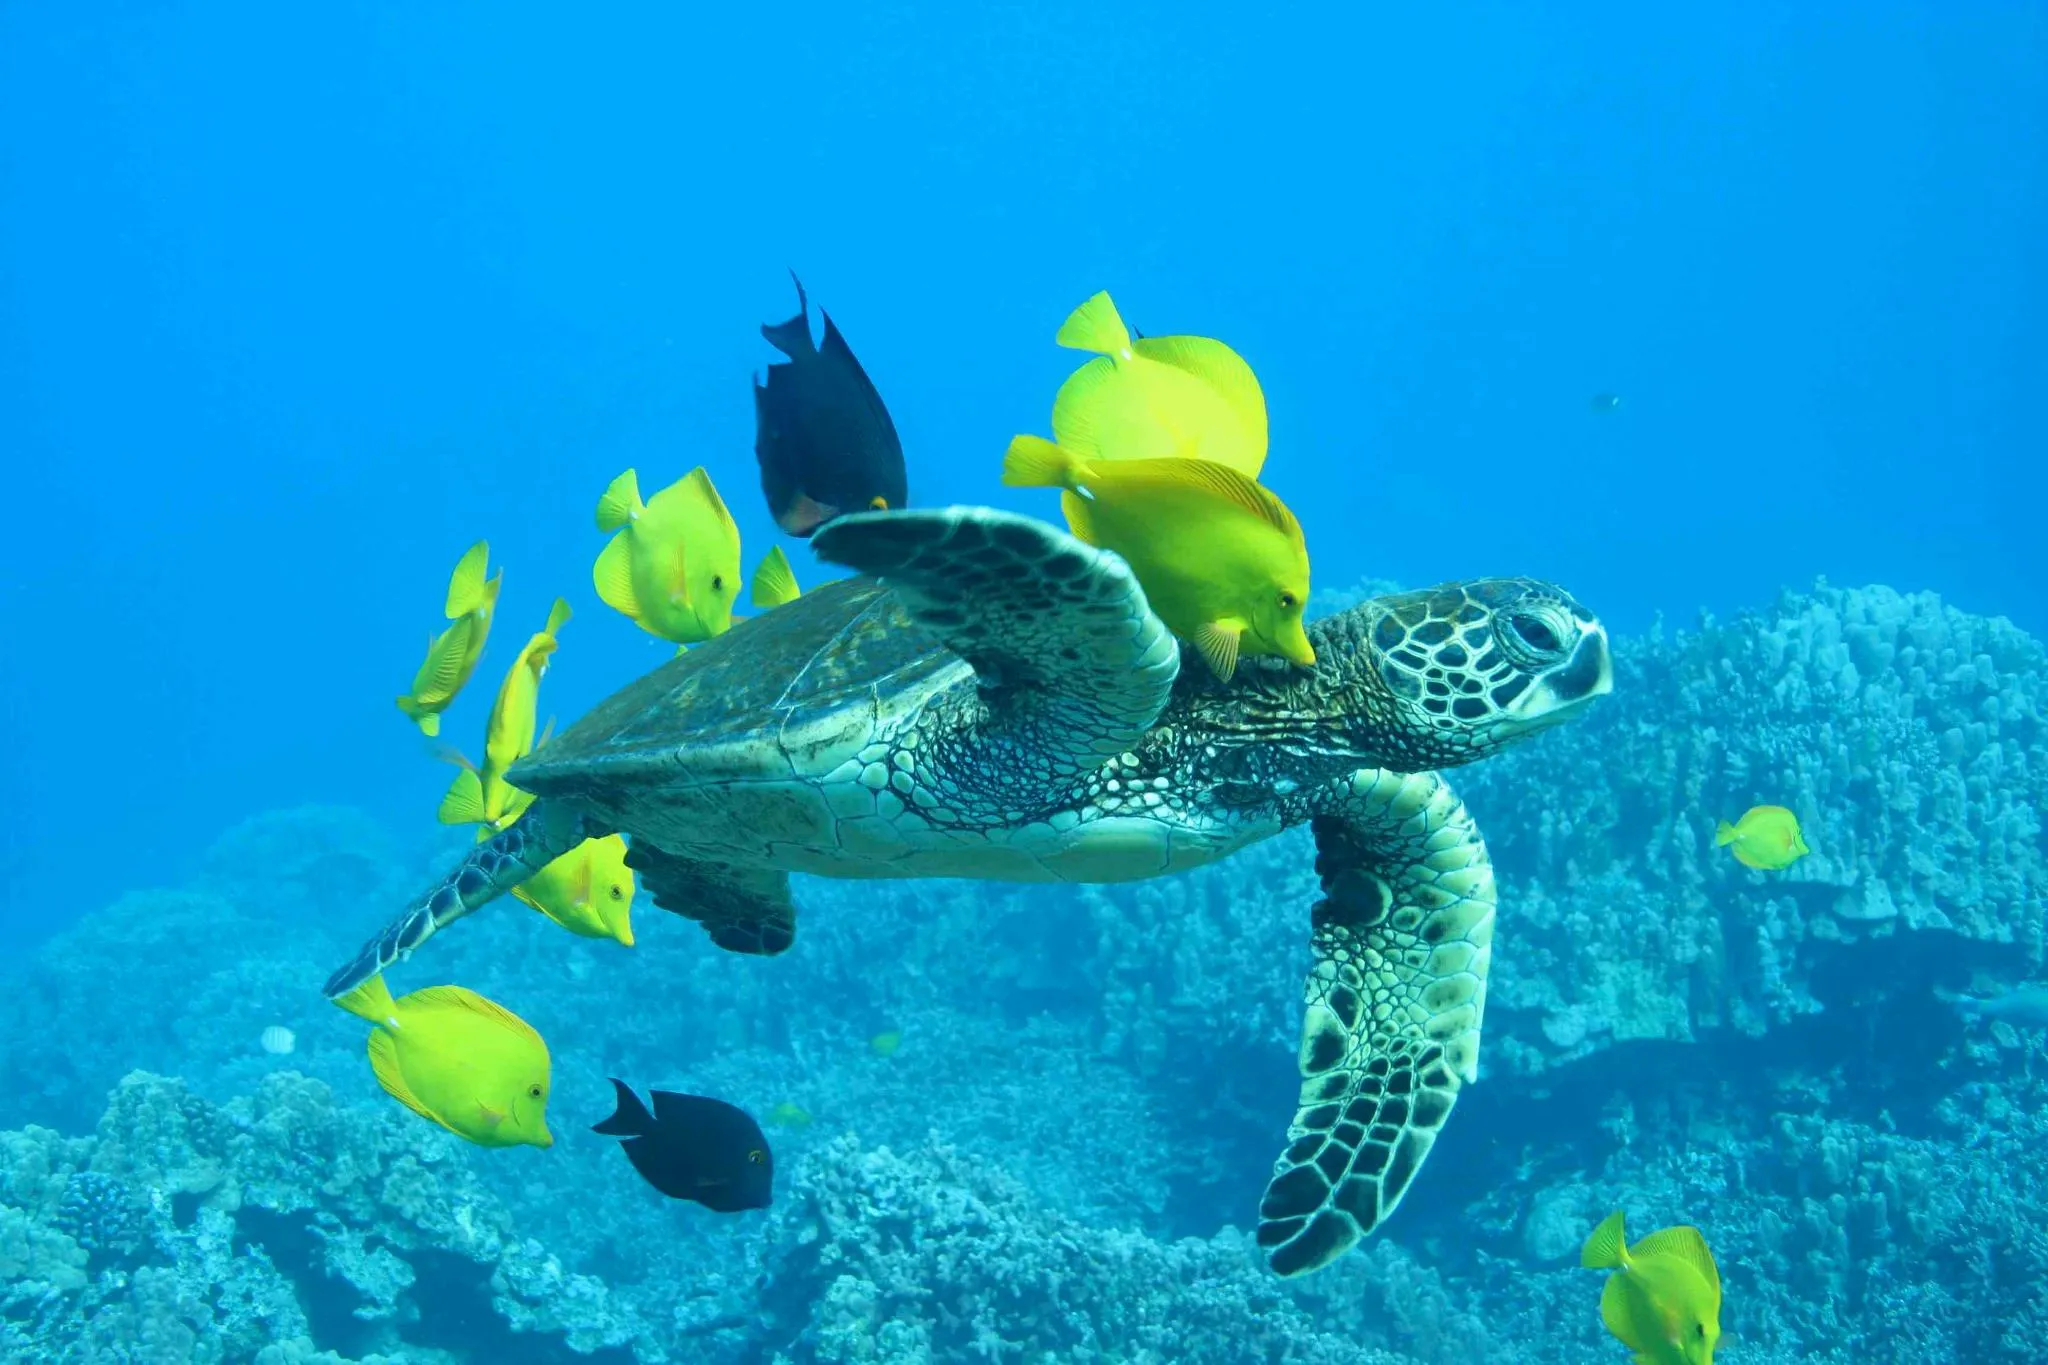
[1337,577,1611,767]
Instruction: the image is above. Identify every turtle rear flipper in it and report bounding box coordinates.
[812,507,1180,789]
[321,802,588,999]
[1257,768,1496,1277]
[626,843,795,956]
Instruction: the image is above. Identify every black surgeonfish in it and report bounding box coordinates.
[753,273,907,537]
[592,1078,774,1212]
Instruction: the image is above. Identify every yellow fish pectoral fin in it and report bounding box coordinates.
[592,533,643,622]
[477,1101,506,1129]
[367,1030,443,1129]
[1192,622,1243,681]
[1631,1226,1721,1299]
[1054,290,1132,357]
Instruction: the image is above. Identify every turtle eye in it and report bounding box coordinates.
[747,1148,765,1164]
[1506,612,1561,653]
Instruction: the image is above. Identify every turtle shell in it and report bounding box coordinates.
[508,576,968,828]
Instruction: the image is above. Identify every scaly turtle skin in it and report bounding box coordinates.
[324,507,1612,1276]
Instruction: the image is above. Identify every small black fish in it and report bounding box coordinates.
[754,272,907,538]
[592,1078,774,1212]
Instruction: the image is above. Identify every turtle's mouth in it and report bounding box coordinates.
[1503,624,1613,734]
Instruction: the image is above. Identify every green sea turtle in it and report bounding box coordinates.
[324,507,1612,1275]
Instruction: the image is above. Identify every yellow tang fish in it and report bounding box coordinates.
[1714,805,1810,870]
[749,545,801,609]
[510,833,636,946]
[331,975,554,1150]
[440,598,571,838]
[765,1101,814,1129]
[1047,291,1267,478]
[395,541,501,737]
[868,1030,903,1057]
[1002,436,1314,681]
[593,467,742,645]
[1580,1211,1721,1364]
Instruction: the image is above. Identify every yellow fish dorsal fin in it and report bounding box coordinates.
[1631,1225,1720,1300]
[444,541,494,618]
[1055,290,1132,357]
[405,985,546,1051]
[1581,1210,1630,1268]
[681,466,741,544]
[1142,456,1300,539]
[593,533,642,621]
[1192,622,1243,682]
[439,769,487,826]
[750,545,800,608]
[1130,335,1269,476]
[596,469,643,532]
[367,1029,443,1128]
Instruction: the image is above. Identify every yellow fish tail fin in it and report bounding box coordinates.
[1192,622,1243,681]
[1581,1210,1630,1269]
[596,469,644,532]
[1631,1225,1721,1299]
[444,541,493,618]
[750,546,801,608]
[367,1029,444,1129]
[439,769,487,825]
[1055,290,1132,357]
[1714,819,1739,847]
[333,973,402,1029]
[593,534,642,621]
[1003,435,1087,490]
[542,597,572,640]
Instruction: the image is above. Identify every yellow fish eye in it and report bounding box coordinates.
[1279,592,1298,609]
[609,884,625,901]
[527,1084,543,1099]
[712,574,725,592]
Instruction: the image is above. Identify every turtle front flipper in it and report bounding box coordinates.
[1258,768,1496,1277]
[625,844,795,956]
[321,801,588,999]
[812,507,1180,786]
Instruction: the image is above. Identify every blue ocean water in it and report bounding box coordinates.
[0,5,2040,1362]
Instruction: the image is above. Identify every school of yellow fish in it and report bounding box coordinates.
[345,282,1831,1356]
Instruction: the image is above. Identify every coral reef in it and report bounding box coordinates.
[1,579,2041,1361]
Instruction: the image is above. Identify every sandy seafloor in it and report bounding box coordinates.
[2,575,2042,1364]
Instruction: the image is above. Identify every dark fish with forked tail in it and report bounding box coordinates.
[753,273,907,537]
[592,1078,774,1212]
